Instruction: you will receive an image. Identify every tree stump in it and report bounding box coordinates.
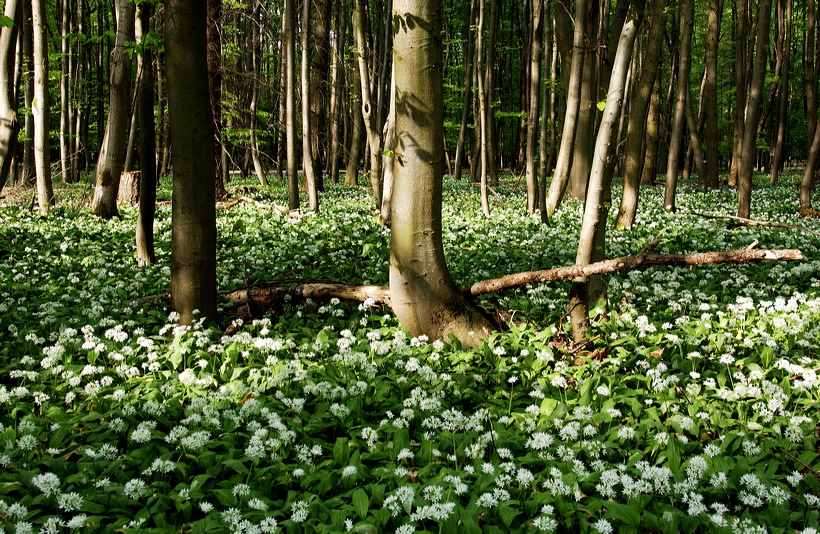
[118,171,140,204]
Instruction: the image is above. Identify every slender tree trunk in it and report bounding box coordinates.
[568,4,599,203]
[730,0,748,185]
[285,0,299,210]
[525,0,544,216]
[310,0,332,192]
[485,0,500,187]
[135,2,156,266]
[355,0,383,208]
[615,0,667,229]
[390,0,493,347]
[249,12,268,187]
[31,0,54,213]
[207,0,226,200]
[809,0,818,149]
[538,1,552,221]
[453,0,476,182]
[684,70,708,182]
[475,0,491,217]
[738,0,773,219]
[0,0,20,192]
[123,86,138,172]
[167,0,217,324]
[544,0,589,216]
[640,74,662,185]
[571,0,645,342]
[345,36,364,187]
[20,0,34,186]
[702,0,722,188]
[59,0,73,183]
[770,0,791,184]
[328,0,345,185]
[801,120,820,209]
[301,0,318,212]
[91,0,135,219]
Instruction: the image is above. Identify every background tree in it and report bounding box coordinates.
[31,0,53,214]
[0,0,20,192]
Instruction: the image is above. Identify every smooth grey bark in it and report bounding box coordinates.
[166,0,217,324]
[570,0,645,343]
[538,2,552,222]
[738,0,773,219]
[59,0,73,183]
[453,0,476,182]
[702,0,722,188]
[355,0,383,208]
[770,0,791,184]
[285,0,299,210]
[640,74,662,185]
[20,0,33,186]
[525,0,544,216]
[485,0,500,186]
[328,0,345,184]
[614,0,666,229]
[345,32,364,187]
[544,0,589,216]
[91,0,135,219]
[0,0,20,192]
[135,2,156,266]
[31,0,53,213]
[475,0,491,217]
[301,0,318,212]
[389,0,493,347]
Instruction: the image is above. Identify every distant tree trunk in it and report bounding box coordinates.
[310,0,331,192]
[0,0,20,192]
[59,0,73,183]
[475,0,491,216]
[684,71,708,182]
[355,0,383,208]
[570,0,645,343]
[31,0,54,213]
[801,122,820,209]
[538,1,552,221]
[525,0,544,216]
[730,0,748,185]
[91,0,135,219]
[301,0,319,212]
[135,2,156,266]
[738,0,773,219]
[702,0,721,188]
[770,0,791,184]
[809,0,818,149]
[207,0,226,200]
[615,0,666,229]
[345,37,364,187]
[453,0,476,182]
[20,0,34,186]
[664,0,695,212]
[328,0,345,185]
[167,0,217,324]
[485,0,500,187]
[249,14,268,187]
[285,0,299,210]
[544,0,589,216]
[640,74,662,185]
[390,0,493,347]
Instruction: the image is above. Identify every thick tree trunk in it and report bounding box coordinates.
[615,0,667,229]
[389,0,493,347]
[770,0,791,184]
[570,0,645,343]
[544,0,589,216]
[310,0,332,191]
[301,0,319,212]
[91,0,135,219]
[31,0,54,213]
[166,0,217,324]
[738,0,773,219]
[0,0,20,193]
[285,0,299,210]
[702,0,722,188]
[135,2,156,266]
[525,0,544,216]
[453,0,476,182]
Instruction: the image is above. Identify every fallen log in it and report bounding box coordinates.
[223,282,391,308]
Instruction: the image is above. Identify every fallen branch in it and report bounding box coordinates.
[680,210,820,236]
[223,282,392,308]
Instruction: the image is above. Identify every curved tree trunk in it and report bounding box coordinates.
[31,0,54,214]
[570,0,645,343]
[615,0,667,229]
[0,0,20,193]
[207,0,226,200]
[390,0,493,347]
[738,0,773,219]
[91,0,135,219]
[167,0,217,324]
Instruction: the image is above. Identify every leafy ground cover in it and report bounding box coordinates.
[0,173,818,533]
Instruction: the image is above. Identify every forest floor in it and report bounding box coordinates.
[0,171,818,533]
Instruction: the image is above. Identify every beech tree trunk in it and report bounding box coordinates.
[328,1,345,185]
[475,0,491,217]
[135,2,156,266]
[355,0,383,209]
[615,0,667,229]
[31,0,54,214]
[738,0,774,219]
[730,0,749,185]
[525,0,544,216]
[59,0,74,183]
[309,0,332,192]
[389,0,493,347]
[0,0,20,192]
[91,0,135,219]
[453,0,476,182]
[166,0,217,324]
[770,0,792,184]
[301,0,319,212]
[285,0,299,210]
[570,0,645,343]
[207,0,226,200]
[702,0,722,188]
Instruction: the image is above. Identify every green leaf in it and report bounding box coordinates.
[499,506,520,529]
[605,500,640,526]
[459,508,482,534]
[352,488,369,520]
[0,15,13,28]
[333,437,349,465]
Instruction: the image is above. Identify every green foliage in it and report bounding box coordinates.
[0,173,818,531]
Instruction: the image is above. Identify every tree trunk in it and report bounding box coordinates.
[544,0,589,216]
[570,0,645,343]
[0,0,20,193]
[166,0,217,324]
[285,0,299,210]
[615,0,667,229]
[702,0,722,188]
[310,0,332,192]
[207,0,226,200]
[91,0,135,219]
[525,0,544,216]
[538,1,552,221]
[328,0,345,185]
[770,0,791,184]
[389,0,493,347]
[475,0,491,217]
[453,0,476,182]
[485,0,500,187]
[640,74,662,185]
[730,0,748,185]
[31,0,54,213]
[59,0,73,183]
[135,2,156,266]
[355,0,383,209]
[738,0,773,219]
[345,37,364,187]
[801,121,820,209]
[568,10,599,204]
[249,19,268,187]
[301,0,319,212]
